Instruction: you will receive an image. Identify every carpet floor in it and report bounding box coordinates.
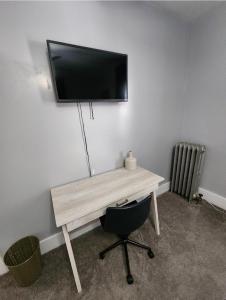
[1,192,226,300]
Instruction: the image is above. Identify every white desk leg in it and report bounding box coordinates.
[62,225,82,293]
[151,190,160,236]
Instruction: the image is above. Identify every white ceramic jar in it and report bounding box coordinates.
[125,151,137,170]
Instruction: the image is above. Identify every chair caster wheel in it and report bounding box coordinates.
[127,274,134,284]
[148,249,155,259]
[99,253,105,259]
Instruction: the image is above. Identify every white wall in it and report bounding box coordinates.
[0,2,188,252]
[181,3,226,197]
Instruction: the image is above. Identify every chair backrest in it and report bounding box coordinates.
[103,195,151,236]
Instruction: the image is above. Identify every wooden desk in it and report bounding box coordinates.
[51,167,164,293]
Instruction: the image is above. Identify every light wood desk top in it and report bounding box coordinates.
[51,167,164,228]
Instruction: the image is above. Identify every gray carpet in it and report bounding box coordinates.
[1,192,226,300]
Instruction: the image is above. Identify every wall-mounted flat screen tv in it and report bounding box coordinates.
[47,40,128,102]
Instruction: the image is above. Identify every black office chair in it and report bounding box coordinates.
[99,195,154,284]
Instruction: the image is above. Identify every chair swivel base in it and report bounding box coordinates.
[99,237,154,284]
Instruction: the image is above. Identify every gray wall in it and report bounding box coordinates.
[0,2,188,251]
[180,3,226,197]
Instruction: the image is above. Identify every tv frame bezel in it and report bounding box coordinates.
[46,40,128,103]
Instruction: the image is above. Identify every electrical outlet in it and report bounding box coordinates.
[91,169,95,176]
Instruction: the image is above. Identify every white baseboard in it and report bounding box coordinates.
[199,187,226,211]
[1,182,224,277]
[40,220,100,255]
[0,256,8,276]
[157,181,170,196]
[156,181,226,211]
[0,180,177,276]
[39,181,170,257]
[0,221,100,276]
[3,181,224,276]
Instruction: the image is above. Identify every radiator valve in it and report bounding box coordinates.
[193,193,203,204]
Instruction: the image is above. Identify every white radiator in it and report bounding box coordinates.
[170,142,206,201]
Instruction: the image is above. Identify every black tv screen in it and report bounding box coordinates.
[47,40,128,102]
